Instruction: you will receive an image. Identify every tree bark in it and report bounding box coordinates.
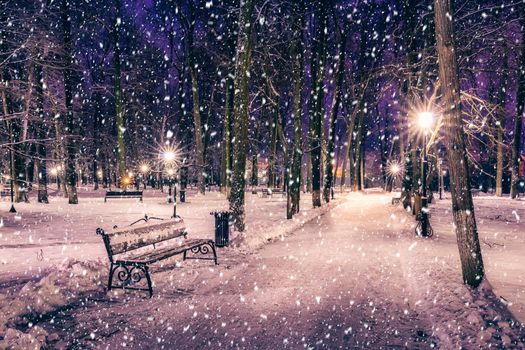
[324,32,345,203]
[183,3,206,195]
[251,121,259,189]
[91,67,104,191]
[61,0,78,204]
[229,0,255,231]
[495,49,509,197]
[434,0,484,287]
[35,60,49,203]
[289,9,303,215]
[341,109,357,191]
[401,0,419,208]
[221,77,234,195]
[511,12,525,199]
[309,0,328,207]
[113,0,126,180]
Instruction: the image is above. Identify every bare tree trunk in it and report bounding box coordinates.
[401,0,418,208]
[352,105,365,191]
[324,32,345,203]
[61,0,78,204]
[35,60,49,203]
[91,68,103,191]
[434,0,484,287]
[229,0,255,231]
[341,109,356,191]
[113,0,126,180]
[511,12,525,199]
[268,103,277,188]
[0,69,23,203]
[309,0,328,207]
[181,3,206,195]
[221,77,233,195]
[306,154,312,193]
[289,8,303,215]
[495,51,508,197]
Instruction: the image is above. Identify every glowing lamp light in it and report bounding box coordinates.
[167,168,175,176]
[418,111,434,131]
[390,164,400,175]
[387,161,403,178]
[163,151,176,163]
[140,164,149,173]
[50,168,58,176]
[122,176,131,185]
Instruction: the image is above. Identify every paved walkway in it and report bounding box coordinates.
[38,193,524,349]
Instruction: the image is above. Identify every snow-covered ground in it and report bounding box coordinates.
[0,186,332,280]
[1,189,524,348]
[430,193,525,323]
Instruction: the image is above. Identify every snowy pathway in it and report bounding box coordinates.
[35,192,525,349]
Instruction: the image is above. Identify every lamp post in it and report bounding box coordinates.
[417,111,434,237]
[166,168,174,204]
[6,174,16,213]
[161,145,181,216]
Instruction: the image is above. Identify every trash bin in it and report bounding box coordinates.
[210,211,230,247]
[180,190,186,203]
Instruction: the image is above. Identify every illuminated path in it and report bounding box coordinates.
[39,193,524,349]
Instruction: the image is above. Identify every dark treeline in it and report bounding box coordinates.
[1,0,524,284]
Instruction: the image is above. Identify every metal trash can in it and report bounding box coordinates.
[180,190,186,203]
[210,211,230,247]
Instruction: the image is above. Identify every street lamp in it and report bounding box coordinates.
[160,144,182,216]
[121,176,132,190]
[166,168,174,203]
[416,111,434,237]
[163,151,176,163]
[386,160,403,191]
[3,174,16,213]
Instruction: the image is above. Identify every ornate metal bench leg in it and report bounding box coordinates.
[144,265,153,298]
[107,263,115,291]
[210,242,218,265]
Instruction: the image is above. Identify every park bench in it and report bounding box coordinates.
[269,188,286,197]
[96,215,217,297]
[260,188,286,198]
[104,190,143,202]
[391,194,401,205]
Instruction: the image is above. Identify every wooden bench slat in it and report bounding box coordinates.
[96,216,217,297]
[104,191,143,202]
[117,239,212,264]
[109,218,186,255]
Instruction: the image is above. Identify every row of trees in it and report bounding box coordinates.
[1,1,524,286]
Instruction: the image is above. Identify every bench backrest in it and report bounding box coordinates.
[96,218,186,262]
[106,191,143,196]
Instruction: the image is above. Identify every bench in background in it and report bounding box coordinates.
[104,191,143,202]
